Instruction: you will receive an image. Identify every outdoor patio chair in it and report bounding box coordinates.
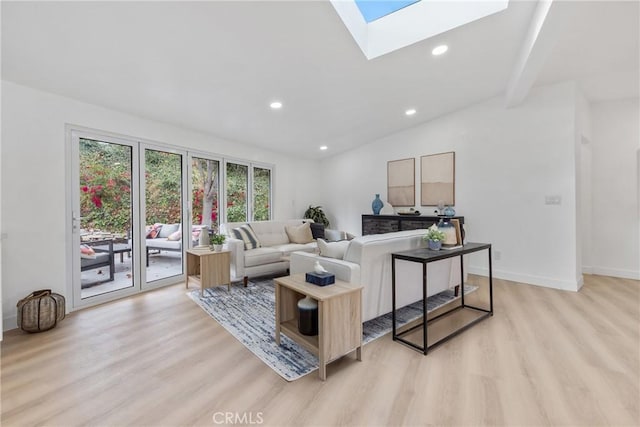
[81,240,115,288]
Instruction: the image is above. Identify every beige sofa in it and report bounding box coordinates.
[290,229,463,322]
[220,219,319,285]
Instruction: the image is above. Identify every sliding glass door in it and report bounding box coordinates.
[70,129,273,309]
[71,132,187,308]
[142,147,185,286]
[72,133,139,306]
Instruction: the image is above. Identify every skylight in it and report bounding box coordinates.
[354,0,421,23]
[332,0,509,59]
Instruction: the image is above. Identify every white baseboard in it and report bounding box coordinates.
[3,315,17,332]
[585,266,640,280]
[468,266,581,291]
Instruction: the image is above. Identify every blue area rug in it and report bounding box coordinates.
[188,279,476,381]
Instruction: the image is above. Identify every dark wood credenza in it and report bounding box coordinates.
[362,214,465,236]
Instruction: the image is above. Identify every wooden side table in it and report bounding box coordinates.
[186,249,231,295]
[274,274,363,380]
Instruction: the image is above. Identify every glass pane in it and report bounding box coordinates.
[226,162,248,222]
[79,138,134,299]
[145,149,183,283]
[253,167,271,221]
[192,157,220,238]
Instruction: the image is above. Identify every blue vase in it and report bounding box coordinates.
[443,205,456,217]
[372,194,383,215]
[428,239,442,250]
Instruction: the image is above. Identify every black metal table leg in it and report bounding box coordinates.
[423,262,428,355]
[392,254,397,340]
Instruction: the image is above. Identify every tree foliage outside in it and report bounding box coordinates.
[253,167,271,221]
[80,139,271,235]
[79,139,133,234]
[226,162,248,222]
[192,158,219,232]
[144,150,182,226]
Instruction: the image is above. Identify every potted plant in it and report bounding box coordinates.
[423,224,446,251]
[210,233,226,252]
[304,205,330,227]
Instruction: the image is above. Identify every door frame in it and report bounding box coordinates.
[68,128,142,309]
[139,143,188,290]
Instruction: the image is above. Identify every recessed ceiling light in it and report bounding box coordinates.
[405,109,417,116]
[432,45,448,56]
[319,145,328,151]
[270,101,283,109]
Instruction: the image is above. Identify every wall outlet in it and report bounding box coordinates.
[494,250,501,261]
[545,195,562,205]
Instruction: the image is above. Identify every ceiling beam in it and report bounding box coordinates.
[504,0,560,107]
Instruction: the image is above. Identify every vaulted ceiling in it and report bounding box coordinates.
[2,1,638,159]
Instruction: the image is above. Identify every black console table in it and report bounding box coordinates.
[391,242,493,354]
[362,214,464,236]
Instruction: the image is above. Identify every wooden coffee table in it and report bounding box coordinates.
[274,273,363,380]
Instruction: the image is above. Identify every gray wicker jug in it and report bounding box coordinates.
[17,289,66,333]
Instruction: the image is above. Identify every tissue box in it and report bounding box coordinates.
[305,272,335,286]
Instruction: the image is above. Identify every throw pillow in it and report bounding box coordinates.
[146,224,162,239]
[231,224,261,250]
[317,238,350,260]
[167,230,182,241]
[80,244,96,259]
[285,222,314,244]
[308,222,325,240]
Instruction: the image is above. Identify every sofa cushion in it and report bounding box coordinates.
[232,224,261,250]
[81,252,110,268]
[221,220,312,247]
[343,229,426,265]
[158,223,180,238]
[146,238,181,250]
[244,247,282,267]
[245,221,289,247]
[317,239,350,260]
[285,222,313,244]
[271,242,317,256]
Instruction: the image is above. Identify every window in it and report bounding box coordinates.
[226,162,249,222]
[253,166,272,221]
[224,161,273,223]
[192,157,220,232]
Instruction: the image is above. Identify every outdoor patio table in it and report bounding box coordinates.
[92,242,132,263]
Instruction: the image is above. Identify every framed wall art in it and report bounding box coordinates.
[421,151,455,206]
[387,158,415,207]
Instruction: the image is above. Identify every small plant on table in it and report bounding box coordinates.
[423,224,446,251]
[210,233,226,251]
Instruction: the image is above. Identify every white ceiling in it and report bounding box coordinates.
[2,1,638,159]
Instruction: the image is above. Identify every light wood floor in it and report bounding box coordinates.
[1,274,638,426]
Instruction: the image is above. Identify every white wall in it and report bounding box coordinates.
[589,98,640,279]
[0,74,3,340]
[320,82,582,291]
[1,81,320,330]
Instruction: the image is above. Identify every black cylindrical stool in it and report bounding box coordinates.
[297,296,318,336]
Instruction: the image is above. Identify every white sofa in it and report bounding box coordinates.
[290,229,463,322]
[220,219,320,285]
